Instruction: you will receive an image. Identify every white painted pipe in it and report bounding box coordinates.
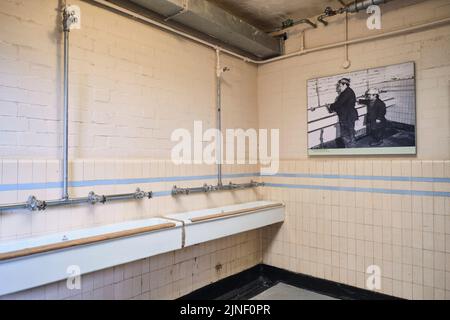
[215,49,223,186]
[88,0,450,65]
[262,17,450,64]
[345,0,387,13]
[62,15,70,200]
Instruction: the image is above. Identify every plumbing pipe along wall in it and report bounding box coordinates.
[171,50,262,196]
[345,0,388,13]
[317,0,389,26]
[216,49,222,187]
[0,7,155,212]
[62,11,70,200]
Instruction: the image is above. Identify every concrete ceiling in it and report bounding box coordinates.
[208,0,340,31]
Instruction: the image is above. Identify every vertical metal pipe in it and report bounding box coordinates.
[215,49,222,187]
[62,13,70,200]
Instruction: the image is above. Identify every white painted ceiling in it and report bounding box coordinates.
[208,0,340,31]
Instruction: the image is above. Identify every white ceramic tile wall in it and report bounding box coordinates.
[262,160,450,300]
[257,0,450,300]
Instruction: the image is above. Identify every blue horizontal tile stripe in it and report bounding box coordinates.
[265,183,450,198]
[0,182,63,192]
[1,171,448,198]
[152,190,172,197]
[261,173,450,183]
[0,173,258,192]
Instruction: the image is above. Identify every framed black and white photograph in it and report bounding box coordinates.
[307,62,416,156]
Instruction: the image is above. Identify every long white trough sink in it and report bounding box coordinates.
[0,217,182,296]
[165,200,285,247]
[0,200,285,297]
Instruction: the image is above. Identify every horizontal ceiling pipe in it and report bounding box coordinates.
[88,0,450,65]
[318,0,391,26]
[344,0,387,13]
[257,16,450,64]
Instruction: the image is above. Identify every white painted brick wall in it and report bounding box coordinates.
[0,0,258,159]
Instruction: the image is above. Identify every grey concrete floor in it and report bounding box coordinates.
[251,282,337,300]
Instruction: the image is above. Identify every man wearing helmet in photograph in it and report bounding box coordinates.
[358,88,387,147]
[326,78,358,148]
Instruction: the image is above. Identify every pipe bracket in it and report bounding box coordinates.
[62,6,80,31]
[26,196,47,211]
[134,188,152,199]
[88,191,106,205]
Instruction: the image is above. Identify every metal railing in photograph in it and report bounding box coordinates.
[308,102,397,148]
[308,97,395,126]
